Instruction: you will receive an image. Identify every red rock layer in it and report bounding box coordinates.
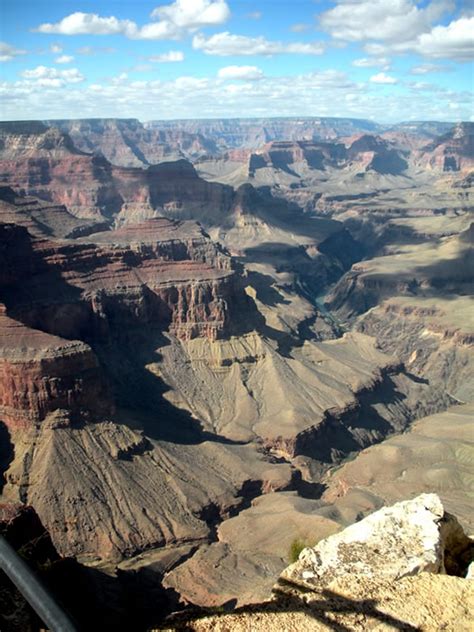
[0,186,108,238]
[0,305,113,430]
[0,125,233,221]
[416,122,474,172]
[0,217,249,427]
[2,217,239,336]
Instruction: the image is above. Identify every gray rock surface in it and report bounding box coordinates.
[278,494,471,591]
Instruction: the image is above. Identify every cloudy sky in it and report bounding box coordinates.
[0,0,472,122]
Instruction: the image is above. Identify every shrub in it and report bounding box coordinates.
[288,537,310,563]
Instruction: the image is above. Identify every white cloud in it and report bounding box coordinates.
[136,0,230,39]
[319,0,452,43]
[352,57,391,70]
[246,11,262,20]
[217,65,264,80]
[322,3,472,62]
[1,68,471,123]
[35,12,137,36]
[21,65,85,85]
[35,2,231,41]
[50,44,63,54]
[410,63,451,74]
[363,15,474,61]
[414,16,474,61]
[370,72,398,84]
[55,55,74,64]
[150,0,230,29]
[290,23,311,33]
[193,32,325,56]
[131,21,181,40]
[148,50,184,62]
[76,46,116,55]
[110,72,129,85]
[408,81,437,91]
[0,42,27,62]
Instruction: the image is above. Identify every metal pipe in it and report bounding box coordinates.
[0,535,78,631]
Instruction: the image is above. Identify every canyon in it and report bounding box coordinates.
[0,117,472,631]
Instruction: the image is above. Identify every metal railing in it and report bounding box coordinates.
[0,535,78,631]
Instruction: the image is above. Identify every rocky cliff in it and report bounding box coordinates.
[216,136,408,181]
[46,118,218,167]
[146,117,383,149]
[326,225,473,320]
[1,117,472,630]
[0,215,249,433]
[0,125,232,222]
[0,305,112,430]
[0,186,108,238]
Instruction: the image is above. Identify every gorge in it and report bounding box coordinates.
[0,117,472,631]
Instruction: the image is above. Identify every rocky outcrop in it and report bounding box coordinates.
[164,495,473,631]
[0,305,112,429]
[144,160,233,223]
[0,187,108,238]
[241,136,407,178]
[0,122,81,159]
[247,141,346,176]
[0,216,252,432]
[171,573,474,631]
[347,134,409,175]
[1,218,241,342]
[277,494,472,591]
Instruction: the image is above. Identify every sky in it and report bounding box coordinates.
[0,0,473,122]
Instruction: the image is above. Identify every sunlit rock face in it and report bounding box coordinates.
[278,494,472,591]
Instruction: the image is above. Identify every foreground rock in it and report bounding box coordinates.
[168,573,473,631]
[277,494,471,590]
[165,494,473,632]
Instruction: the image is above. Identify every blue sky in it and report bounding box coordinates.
[0,0,473,121]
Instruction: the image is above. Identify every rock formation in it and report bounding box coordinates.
[0,305,112,429]
[0,186,108,239]
[174,495,473,632]
[46,118,218,167]
[418,122,474,172]
[278,494,471,590]
[146,117,383,149]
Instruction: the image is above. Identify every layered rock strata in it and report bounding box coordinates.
[45,118,218,167]
[0,218,246,433]
[0,306,112,429]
